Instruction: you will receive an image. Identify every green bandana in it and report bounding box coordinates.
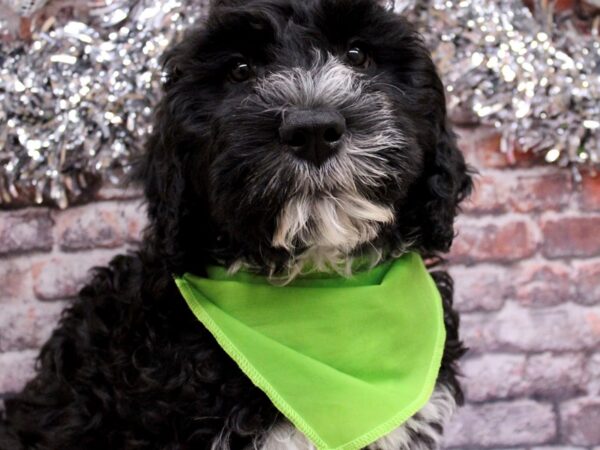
[174,252,445,450]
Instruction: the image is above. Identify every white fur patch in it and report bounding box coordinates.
[269,193,393,282]
[273,194,394,252]
[255,384,457,450]
[256,423,313,450]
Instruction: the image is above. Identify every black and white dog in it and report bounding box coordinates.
[0,0,472,448]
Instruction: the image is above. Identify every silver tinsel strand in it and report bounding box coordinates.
[0,0,598,208]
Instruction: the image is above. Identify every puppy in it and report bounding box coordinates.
[0,0,472,448]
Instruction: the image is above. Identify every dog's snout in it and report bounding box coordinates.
[279,110,346,167]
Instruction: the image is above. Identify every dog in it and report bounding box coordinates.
[0,0,472,448]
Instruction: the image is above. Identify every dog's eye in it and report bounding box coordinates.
[346,46,369,68]
[229,60,254,82]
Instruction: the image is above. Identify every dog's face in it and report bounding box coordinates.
[140,0,472,275]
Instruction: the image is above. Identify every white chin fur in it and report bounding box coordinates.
[267,192,394,282]
[273,193,394,253]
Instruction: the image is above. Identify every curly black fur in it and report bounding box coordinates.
[0,0,472,448]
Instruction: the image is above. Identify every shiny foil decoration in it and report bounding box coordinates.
[404,0,600,180]
[0,0,598,208]
[0,0,207,208]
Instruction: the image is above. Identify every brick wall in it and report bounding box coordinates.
[1,126,599,448]
[445,126,600,449]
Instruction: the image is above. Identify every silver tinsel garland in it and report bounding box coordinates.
[0,0,598,208]
[403,0,600,179]
[0,0,207,208]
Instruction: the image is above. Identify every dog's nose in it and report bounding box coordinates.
[279,110,346,166]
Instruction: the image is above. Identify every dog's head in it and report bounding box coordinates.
[139,0,472,276]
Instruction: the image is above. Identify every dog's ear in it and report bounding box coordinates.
[134,99,187,272]
[135,100,215,274]
[387,20,473,255]
[133,26,218,275]
[415,120,473,254]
